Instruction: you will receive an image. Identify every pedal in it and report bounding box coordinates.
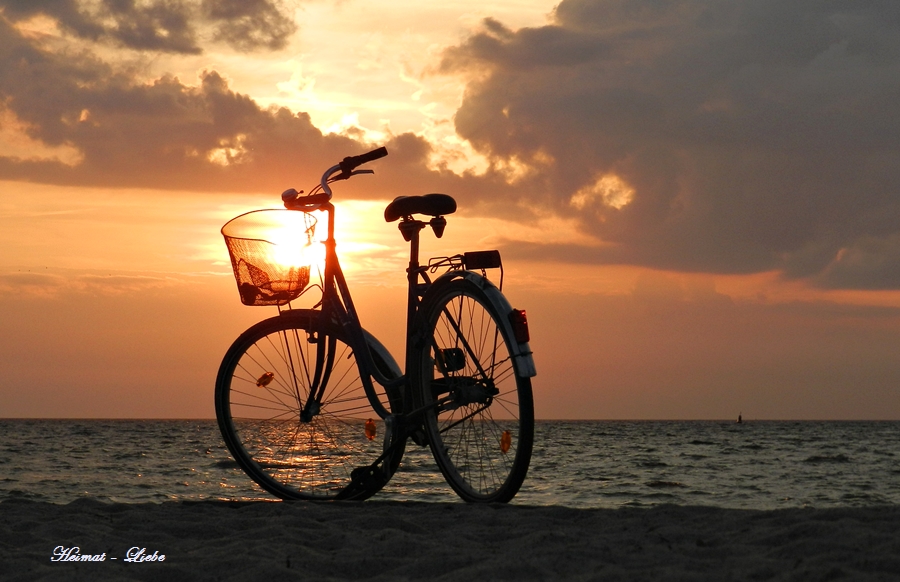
[344,465,388,498]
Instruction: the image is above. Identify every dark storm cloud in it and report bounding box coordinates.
[0,0,296,53]
[441,0,900,288]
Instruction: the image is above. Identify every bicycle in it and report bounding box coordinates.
[215,147,536,503]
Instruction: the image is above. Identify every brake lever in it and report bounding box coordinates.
[329,169,375,183]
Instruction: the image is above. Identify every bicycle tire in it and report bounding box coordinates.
[414,277,534,502]
[215,310,404,501]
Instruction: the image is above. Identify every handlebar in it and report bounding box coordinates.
[283,147,388,210]
[339,146,388,175]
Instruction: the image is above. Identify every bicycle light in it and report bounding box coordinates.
[509,309,530,343]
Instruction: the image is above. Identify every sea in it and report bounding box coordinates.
[2,420,899,509]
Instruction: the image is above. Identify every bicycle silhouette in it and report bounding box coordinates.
[216,147,535,502]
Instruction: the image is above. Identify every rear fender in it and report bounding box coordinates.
[429,271,536,378]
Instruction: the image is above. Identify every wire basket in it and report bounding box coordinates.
[221,209,317,306]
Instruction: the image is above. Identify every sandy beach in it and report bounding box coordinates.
[2,499,898,581]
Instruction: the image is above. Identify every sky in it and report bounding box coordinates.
[2,0,900,419]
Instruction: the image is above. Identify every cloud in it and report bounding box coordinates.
[439,0,900,288]
[0,271,68,297]
[74,273,185,294]
[202,0,297,52]
[0,17,520,217]
[0,269,184,297]
[0,14,354,191]
[0,10,476,199]
[4,0,900,290]
[0,0,296,54]
[0,2,558,234]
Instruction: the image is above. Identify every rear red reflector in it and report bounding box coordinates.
[509,309,530,343]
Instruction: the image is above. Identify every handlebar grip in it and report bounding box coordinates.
[339,147,388,174]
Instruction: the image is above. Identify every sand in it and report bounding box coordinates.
[2,499,899,581]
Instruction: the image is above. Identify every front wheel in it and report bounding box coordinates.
[413,278,534,502]
[215,310,403,501]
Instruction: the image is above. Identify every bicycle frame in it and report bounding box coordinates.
[219,148,535,502]
[279,150,533,428]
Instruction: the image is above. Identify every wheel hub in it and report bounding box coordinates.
[300,400,320,423]
[449,377,498,407]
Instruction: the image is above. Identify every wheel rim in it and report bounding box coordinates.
[424,289,525,500]
[223,324,392,499]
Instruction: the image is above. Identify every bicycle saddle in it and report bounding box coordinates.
[384,193,457,222]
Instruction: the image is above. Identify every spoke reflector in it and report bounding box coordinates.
[500,430,512,454]
[256,372,275,387]
[365,418,377,441]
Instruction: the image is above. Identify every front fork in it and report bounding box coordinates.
[299,326,336,423]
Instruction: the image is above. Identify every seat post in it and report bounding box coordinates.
[399,218,426,339]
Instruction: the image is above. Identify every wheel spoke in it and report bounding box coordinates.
[216,315,403,501]
[417,280,533,503]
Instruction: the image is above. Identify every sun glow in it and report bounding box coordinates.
[221,208,319,272]
[270,235,319,270]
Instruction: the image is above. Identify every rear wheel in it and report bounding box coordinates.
[215,311,403,500]
[414,278,534,502]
